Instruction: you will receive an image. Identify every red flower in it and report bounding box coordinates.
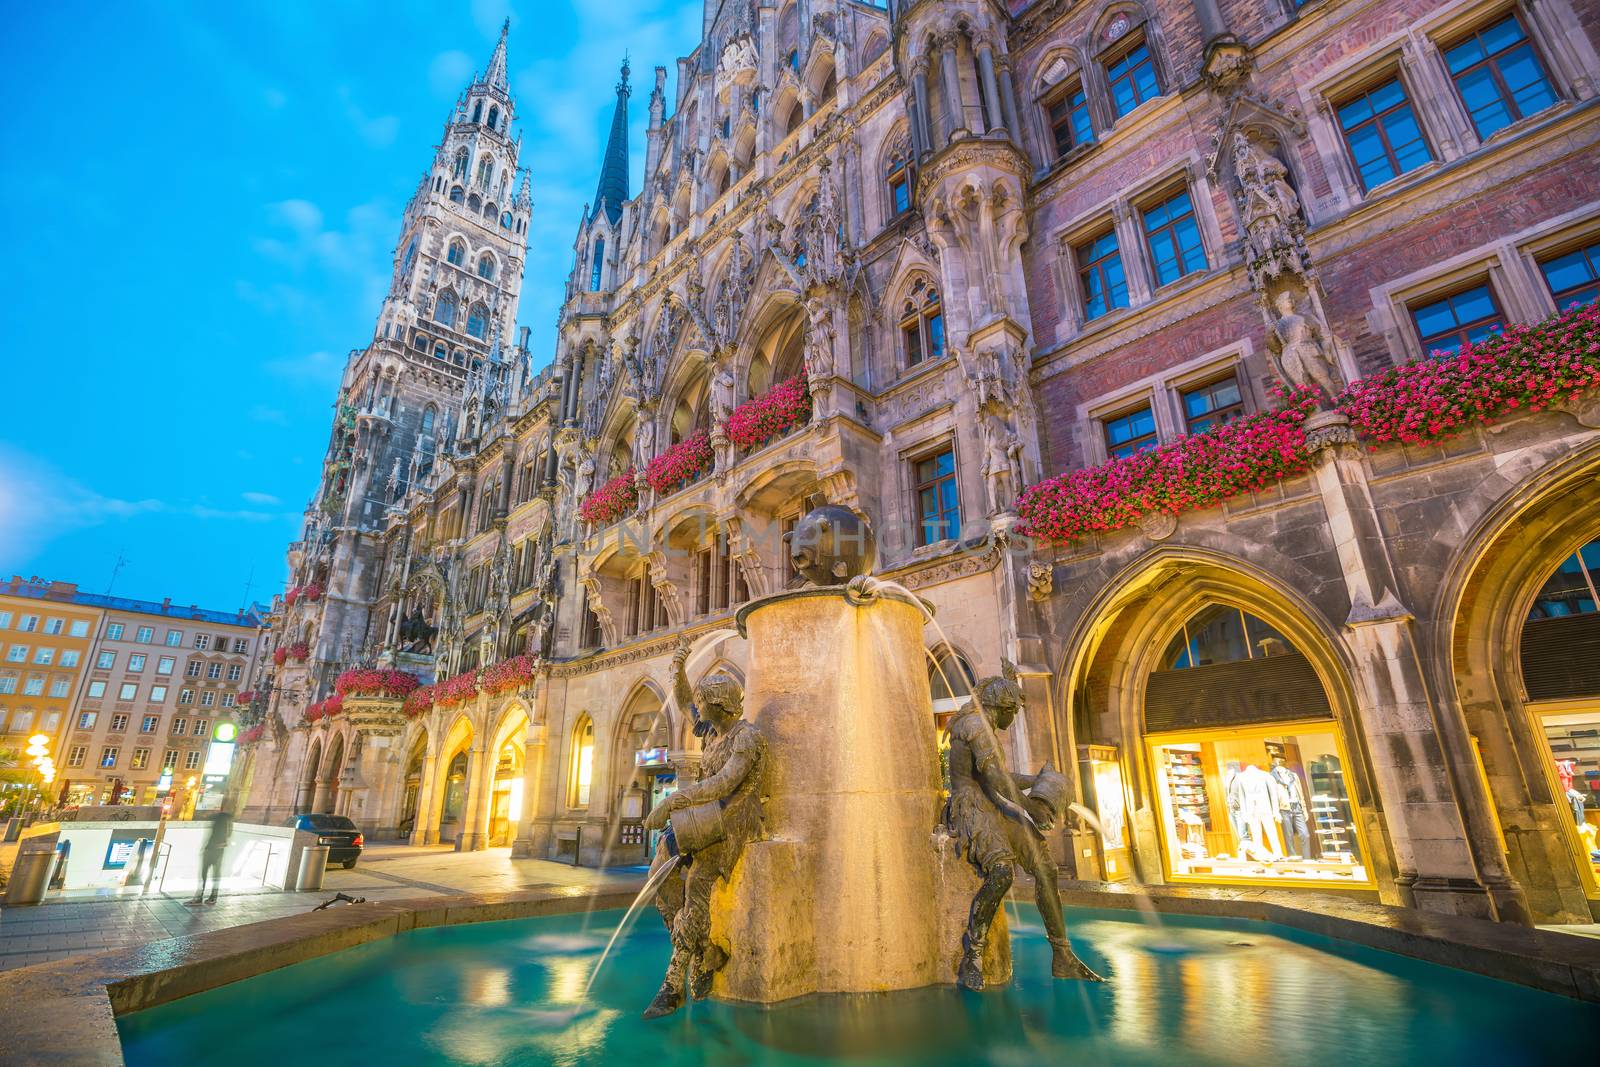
[435,668,481,709]
[579,468,639,525]
[726,371,811,452]
[480,654,539,696]
[286,641,311,662]
[273,647,288,666]
[645,430,713,494]
[301,582,324,602]
[403,684,436,717]
[335,669,421,699]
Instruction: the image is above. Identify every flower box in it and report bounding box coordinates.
[1335,301,1600,446]
[481,654,539,697]
[726,371,811,452]
[335,669,421,700]
[580,468,639,526]
[403,685,436,717]
[273,648,288,666]
[645,430,713,494]
[435,668,481,709]
[286,641,311,663]
[302,582,324,603]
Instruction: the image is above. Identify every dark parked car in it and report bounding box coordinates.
[285,813,364,868]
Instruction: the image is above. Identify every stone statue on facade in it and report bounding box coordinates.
[573,453,596,500]
[641,643,767,1018]
[398,610,436,653]
[1232,131,1305,287]
[979,409,1023,516]
[944,661,1102,990]
[1267,288,1345,399]
[710,365,737,426]
[632,413,656,472]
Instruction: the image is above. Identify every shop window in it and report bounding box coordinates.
[570,716,595,807]
[1441,12,1557,141]
[1163,605,1292,668]
[1075,229,1128,322]
[1151,728,1368,884]
[913,447,960,547]
[1103,404,1158,459]
[1045,79,1094,157]
[1409,283,1504,356]
[1104,37,1161,120]
[1181,373,1246,434]
[1527,539,1600,619]
[1335,77,1433,191]
[1521,539,1600,702]
[1141,188,1207,288]
[1538,239,1600,311]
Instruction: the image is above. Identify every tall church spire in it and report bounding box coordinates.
[484,18,511,91]
[592,58,631,226]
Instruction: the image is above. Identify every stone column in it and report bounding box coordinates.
[938,35,967,140]
[910,61,932,158]
[458,737,491,851]
[996,56,1022,140]
[975,40,1003,135]
[409,749,439,845]
[511,718,548,858]
[1308,424,1529,922]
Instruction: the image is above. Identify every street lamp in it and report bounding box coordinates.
[25,734,54,811]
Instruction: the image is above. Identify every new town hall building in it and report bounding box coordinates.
[237,0,1600,927]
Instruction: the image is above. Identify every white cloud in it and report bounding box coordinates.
[241,491,281,506]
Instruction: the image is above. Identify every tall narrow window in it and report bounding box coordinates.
[1076,229,1128,321]
[447,240,466,267]
[899,279,944,367]
[1539,240,1600,311]
[477,253,495,279]
[477,157,494,190]
[914,447,961,546]
[1442,13,1557,141]
[487,105,499,129]
[589,238,605,292]
[1142,188,1208,288]
[1410,284,1505,356]
[887,150,913,216]
[435,291,458,328]
[1104,404,1158,458]
[1336,78,1433,191]
[1045,79,1094,157]
[570,717,595,807]
[453,150,468,180]
[1104,38,1161,119]
[467,303,489,340]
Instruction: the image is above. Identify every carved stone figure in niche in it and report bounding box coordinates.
[399,608,437,653]
[573,453,596,501]
[1026,560,1053,602]
[618,337,643,405]
[802,296,837,382]
[641,643,767,1018]
[1267,288,1345,399]
[944,661,1102,990]
[1233,131,1306,286]
[632,414,657,472]
[710,365,737,426]
[979,409,1023,516]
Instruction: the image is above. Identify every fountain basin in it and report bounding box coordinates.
[114,903,1600,1065]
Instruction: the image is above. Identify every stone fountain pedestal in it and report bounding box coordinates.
[712,589,1008,1003]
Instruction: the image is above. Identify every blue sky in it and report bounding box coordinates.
[0,0,701,612]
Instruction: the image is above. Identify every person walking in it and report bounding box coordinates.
[186,810,233,905]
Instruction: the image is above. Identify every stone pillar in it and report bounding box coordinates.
[1308,423,1529,922]
[938,36,967,140]
[996,56,1022,141]
[511,719,548,858]
[910,62,932,158]
[409,750,439,845]
[975,41,1003,135]
[311,774,334,814]
[458,738,491,851]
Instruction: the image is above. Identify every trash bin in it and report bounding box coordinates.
[1,818,21,843]
[4,842,57,906]
[297,845,330,892]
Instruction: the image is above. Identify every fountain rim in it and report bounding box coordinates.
[734,583,936,639]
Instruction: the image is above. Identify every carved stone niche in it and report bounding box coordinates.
[343,695,409,738]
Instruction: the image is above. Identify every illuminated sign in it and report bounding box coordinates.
[202,742,235,777]
[214,722,238,743]
[635,747,669,767]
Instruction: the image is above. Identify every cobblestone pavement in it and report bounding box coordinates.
[0,843,642,972]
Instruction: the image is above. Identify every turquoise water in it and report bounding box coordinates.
[119,905,1599,1066]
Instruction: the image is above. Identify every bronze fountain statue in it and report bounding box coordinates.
[640,642,768,1018]
[944,661,1103,989]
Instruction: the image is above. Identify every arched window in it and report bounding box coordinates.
[421,406,436,438]
[569,715,595,807]
[899,278,944,366]
[589,237,605,292]
[435,291,458,328]
[929,648,975,738]
[466,304,489,339]
[1527,539,1600,619]
[477,253,495,280]
[432,342,447,361]
[783,98,804,137]
[447,240,466,267]
[1161,605,1294,669]
[500,211,513,230]
[471,100,483,124]
[400,237,417,274]
[453,150,469,180]
[468,193,482,213]
[476,156,494,191]
[449,185,465,204]
[487,105,499,129]
[886,141,913,216]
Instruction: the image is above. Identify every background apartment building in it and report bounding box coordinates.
[0,578,103,807]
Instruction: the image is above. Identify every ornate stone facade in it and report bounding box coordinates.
[239,1,1600,924]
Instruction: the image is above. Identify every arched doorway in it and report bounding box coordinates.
[1060,552,1383,896]
[298,737,322,814]
[399,731,427,838]
[486,704,530,847]
[1444,446,1600,924]
[609,684,671,863]
[318,733,345,814]
[435,716,474,845]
